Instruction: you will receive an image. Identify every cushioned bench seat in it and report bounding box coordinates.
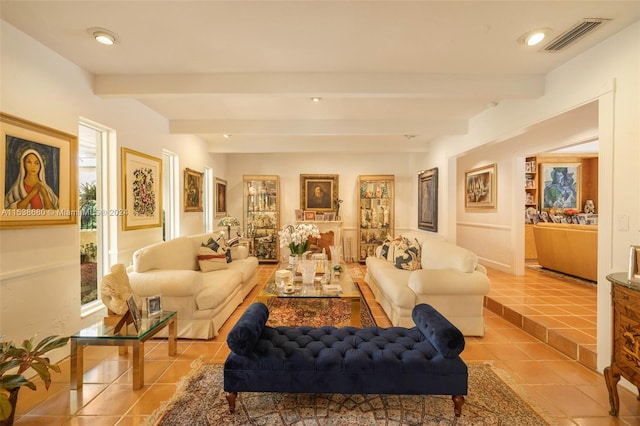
[224,302,468,417]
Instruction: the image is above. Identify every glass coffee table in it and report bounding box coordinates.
[258,264,361,326]
[70,310,177,390]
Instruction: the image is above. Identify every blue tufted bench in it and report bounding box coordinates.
[224,302,468,417]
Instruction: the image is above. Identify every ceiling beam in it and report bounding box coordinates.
[94,72,544,99]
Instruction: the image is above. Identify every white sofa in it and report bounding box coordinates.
[128,233,259,339]
[365,232,491,336]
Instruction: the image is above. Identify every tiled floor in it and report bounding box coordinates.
[11,263,640,425]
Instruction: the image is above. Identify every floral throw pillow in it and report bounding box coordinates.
[380,236,402,263]
[394,237,422,271]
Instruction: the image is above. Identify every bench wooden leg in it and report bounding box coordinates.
[452,395,465,417]
[226,392,237,413]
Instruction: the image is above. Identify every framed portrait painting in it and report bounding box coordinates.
[300,174,338,212]
[1,112,78,228]
[464,163,497,210]
[418,167,438,232]
[541,163,580,210]
[215,178,227,217]
[122,148,162,230]
[184,168,203,212]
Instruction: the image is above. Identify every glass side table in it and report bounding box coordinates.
[70,310,177,390]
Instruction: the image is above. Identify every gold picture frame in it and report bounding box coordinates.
[629,245,640,283]
[184,168,203,212]
[464,163,497,210]
[215,177,227,217]
[1,112,78,228]
[300,174,338,212]
[418,167,438,232]
[122,147,162,230]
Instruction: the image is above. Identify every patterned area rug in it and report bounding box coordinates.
[266,283,376,328]
[147,363,551,425]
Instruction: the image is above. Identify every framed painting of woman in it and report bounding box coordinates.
[1,113,78,228]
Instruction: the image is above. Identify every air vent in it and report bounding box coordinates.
[543,18,609,51]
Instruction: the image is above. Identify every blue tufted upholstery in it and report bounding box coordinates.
[224,302,468,415]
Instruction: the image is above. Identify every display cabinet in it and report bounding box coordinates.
[243,175,280,263]
[525,156,538,211]
[357,175,394,263]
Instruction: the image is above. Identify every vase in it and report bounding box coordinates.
[1,387,19,426]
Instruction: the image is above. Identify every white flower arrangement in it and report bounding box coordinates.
[278,223,321,255]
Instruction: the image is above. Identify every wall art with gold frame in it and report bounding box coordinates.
[122,147,162,230]
[184,168,203,212]
[215,177,227,217]
[300,174,338,212]
[1,112,78,228]
[464,163,497,210]
[418,167,438,232]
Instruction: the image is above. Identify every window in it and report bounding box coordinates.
[162,150,179,240]
[79,122,106,313]
[203,166,213,232]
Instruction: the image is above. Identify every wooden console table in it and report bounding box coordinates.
[604,273,640,416]
[70,310,177,390]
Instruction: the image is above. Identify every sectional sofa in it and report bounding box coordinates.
[365,232,491,336]
[127,233,259,339]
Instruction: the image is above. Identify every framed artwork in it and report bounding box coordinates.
[304,210,316,221]
[122,147,162,230]
[418,167,438,232]
[629,246,640,283]
[1,112,78,228]
[184,168,203,212]
[464,163,497,209]
[541,163,580,210]
[215,178,227,217]
[300,174,338,212]
[146,295,162,317]
[294,209,303,221]
[126,295,142,332]
[324,212,335,221]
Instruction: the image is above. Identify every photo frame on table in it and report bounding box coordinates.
[418,167,438,232]
[541,163,581,210]
[215,178,227,217]
[300,174,338,212]
[294,209,303,221]
[464,163,497,210]
[122,148,162,230]
[629,246,640,283]
[114,294,142,333]
[184,168,203,212]
[146,295,162,317]
[304,210,316,221]
[1,113,78,229]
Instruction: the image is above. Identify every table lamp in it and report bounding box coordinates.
[218,216,240,239]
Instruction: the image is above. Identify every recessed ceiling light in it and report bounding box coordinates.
[87,27,117,45]
[223,134,231,138]
[518,28,552,46]
[311,97,322,102]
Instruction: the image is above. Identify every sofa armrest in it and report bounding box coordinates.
[128,270,205,297]
[412,303,465,358]
[408,269,490,296]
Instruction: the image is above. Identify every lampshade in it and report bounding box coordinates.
[218,216,240,227]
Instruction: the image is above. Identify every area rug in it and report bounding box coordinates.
[265,283,376,328]
[147,362,552,426]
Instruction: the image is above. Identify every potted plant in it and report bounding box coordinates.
[0,335,69,424]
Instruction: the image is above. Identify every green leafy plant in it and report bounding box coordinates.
[80,242,97,263]
[0,335,69,421]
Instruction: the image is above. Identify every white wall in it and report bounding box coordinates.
[431,21,639,373]
[0,22,216,355]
